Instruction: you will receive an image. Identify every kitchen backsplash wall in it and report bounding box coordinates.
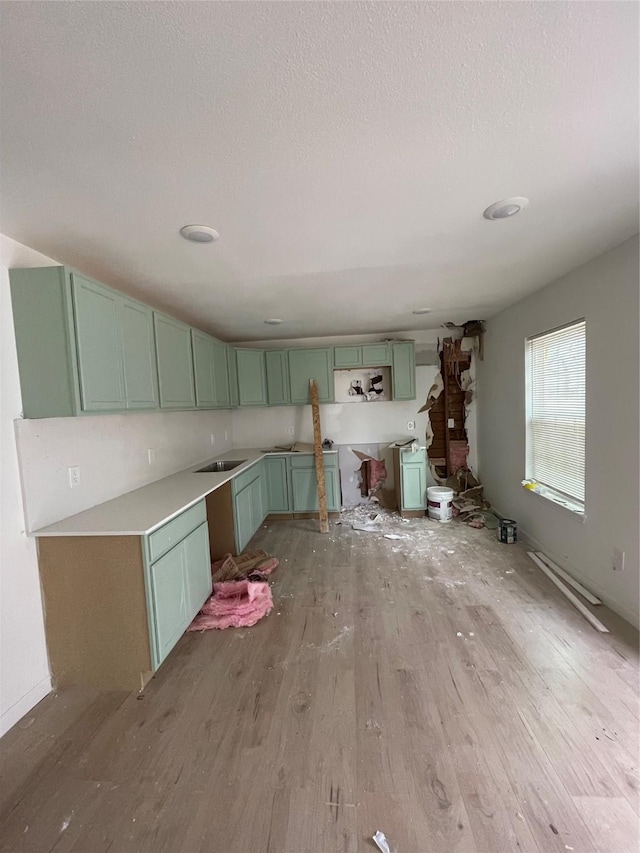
[16,409,233,532]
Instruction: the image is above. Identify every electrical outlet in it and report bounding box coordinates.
[210,433,216,445]
[147,449,155,465]
[407,421,415,431]
[448,418,455,429]
[287,426,295,435]
[224,430,229,441]
[68,466,80,488]
[612,548,625,571]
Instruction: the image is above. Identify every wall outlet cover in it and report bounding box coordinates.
[407,421,415,431]
[612,547,625,571]
[68,466,80,488]
[147,449,155,464]
[448,418,455,428]
[287,426,295,435]
[210,433,216,445]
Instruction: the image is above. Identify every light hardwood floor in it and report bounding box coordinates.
[1,518,639,852]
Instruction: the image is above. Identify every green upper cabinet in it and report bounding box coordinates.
[362,343,391,366]
[236,348,267,406]
[154,313,195,409]
[334,346,362,368]
[265,350,290,405]
[391,340,416,400]
[288,348,334,404]
[227,347,239,407]
[211,338,231,408]
[191,330,216,408]
[72,275,126,411]
[9,266,160,417]
[120,298,159,409]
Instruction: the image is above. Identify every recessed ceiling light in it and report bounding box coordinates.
[180,224,220,243]
[412,308,432,315]
[264,318,283,325]
[483,197,529,220]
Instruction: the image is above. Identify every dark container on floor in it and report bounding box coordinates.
[498,518,517,544]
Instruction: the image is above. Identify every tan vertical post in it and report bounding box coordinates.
[309,379,329,533]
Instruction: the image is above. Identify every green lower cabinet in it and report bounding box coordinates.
[391,340,416,400]
[236,348,267,406]
[145,503,211,669]
[264,456,290,512]
[234,481,255,554]
[154,313,196,409]
[183,522,212,615]
[400,452,427,510]
[265,350,290,405]
[148,543,188,666]
[288,348,334,404]
[291,465,340,512]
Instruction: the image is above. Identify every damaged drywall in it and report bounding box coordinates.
[421,327,479,482]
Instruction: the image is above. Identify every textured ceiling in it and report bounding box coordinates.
[1,1,638,341]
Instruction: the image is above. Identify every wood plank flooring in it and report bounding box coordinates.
[1,517,638,852]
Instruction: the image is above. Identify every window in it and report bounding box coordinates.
[526,319,586,511]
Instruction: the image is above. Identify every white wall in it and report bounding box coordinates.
[477,236,639,627]
[17,410,232,532]
[1,236,54,735]
[1,234,233,734]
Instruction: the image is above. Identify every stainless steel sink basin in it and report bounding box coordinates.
[196,460,246,473]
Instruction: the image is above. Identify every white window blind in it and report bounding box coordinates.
[526,320,586,505]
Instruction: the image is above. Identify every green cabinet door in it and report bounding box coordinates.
[211,338,231,408]
[234,483,254,554]
[392,341,416,400]
[362,343,391,366]
[72,275,126,411]
[401,462,426,510]
[291,467,340,512]
[149,544,188,666]
[227,347,239,407]
[265,350,290,405]
[250,475,264,531]
[121,299,159,409]
[259,460,269,519]
[154,313,196,409]
[264,456,290,512]
[183,522,212,616]
[288,348,334,404]
[236,348,267,406]
[334,346,362,368]
[192,330,215,408]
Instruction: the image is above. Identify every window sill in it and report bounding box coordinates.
[523,485,585,522]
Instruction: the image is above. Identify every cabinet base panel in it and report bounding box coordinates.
[398,509,426,518]
[265,512,340,522]
[36,536,153,691]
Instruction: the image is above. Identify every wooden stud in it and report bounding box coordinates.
[534,551,602,606]
[527,552,609,633]
[309,378,329,533]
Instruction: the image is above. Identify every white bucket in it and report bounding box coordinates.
[427,486,454,523]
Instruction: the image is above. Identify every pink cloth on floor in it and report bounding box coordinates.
[188,579,273,631]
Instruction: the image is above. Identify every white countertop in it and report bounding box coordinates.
[32,448,337,538]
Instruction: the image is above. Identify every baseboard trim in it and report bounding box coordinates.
[519,526,639,630]
[0,676,52,738]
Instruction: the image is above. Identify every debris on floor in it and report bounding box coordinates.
[189,548,279,631]
[372,830,391,853]
[188,578,273,631]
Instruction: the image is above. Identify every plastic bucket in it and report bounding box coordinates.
[427,486,454,523]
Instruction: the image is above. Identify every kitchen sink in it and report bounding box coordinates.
[195,460,247,473]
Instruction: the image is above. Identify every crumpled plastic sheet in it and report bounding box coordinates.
[188,579,273,631]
